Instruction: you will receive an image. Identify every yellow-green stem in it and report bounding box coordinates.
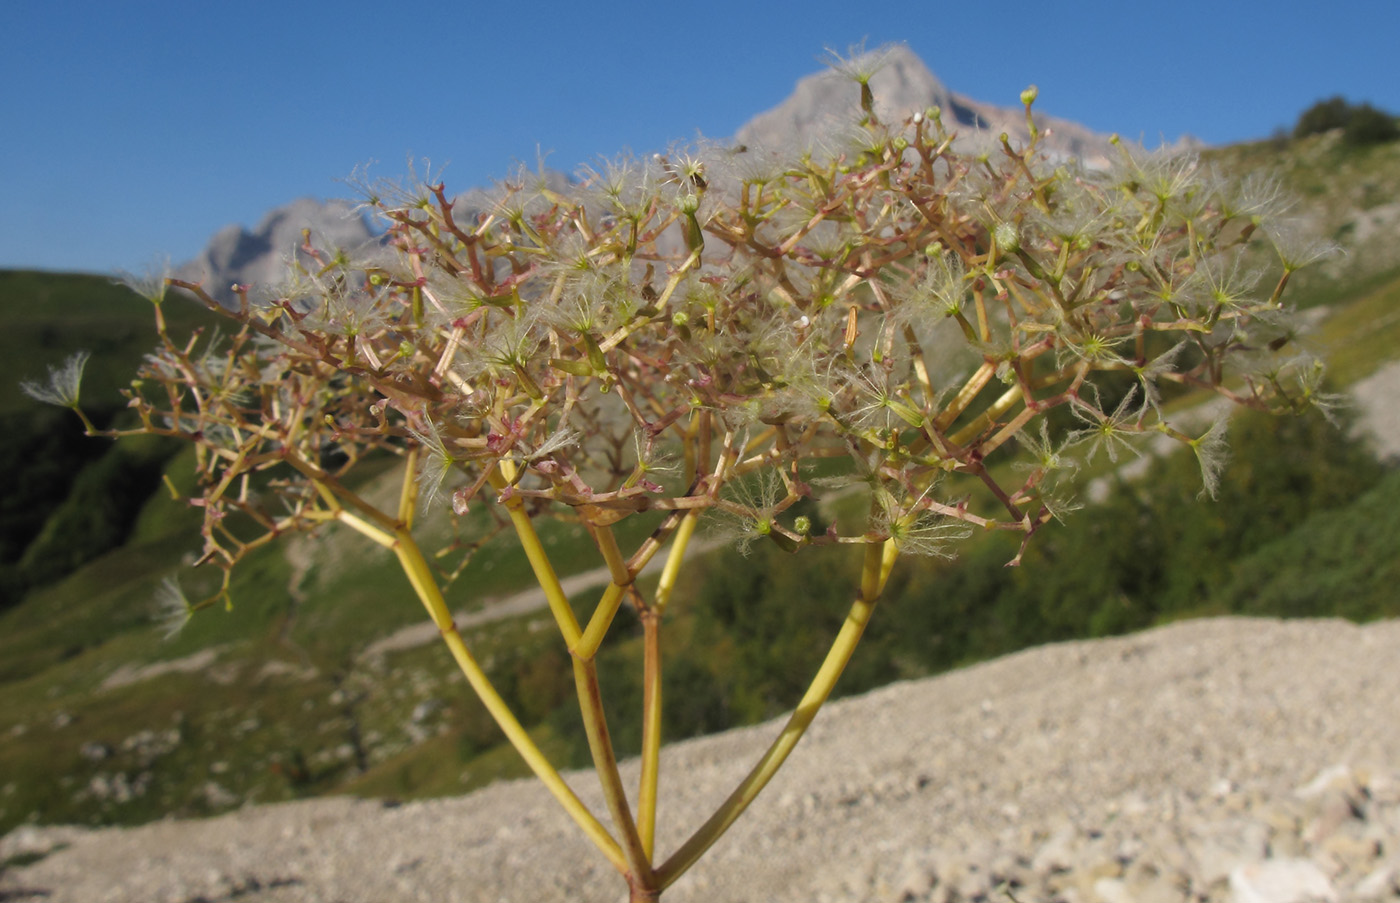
[638,610,662,860]
[283,455,399,530]
[575,583,626,661]
[397,447,420,528]
[592,524,633,586]
[654,512,699,615]
[336,511,398,548]
[935,361,995,431]
[74,407,100,436]
[948,383,1025,447]
[656,540,897,889]
[491,468,583,648]
[490,464,652,886]
[1268,270,1292,307]
[573,656,657,889]
[635,510,698,865]
[573,525,634,660]
[390,530,625,873]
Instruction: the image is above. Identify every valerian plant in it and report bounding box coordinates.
[38,47,1334,902]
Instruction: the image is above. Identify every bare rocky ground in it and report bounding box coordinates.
[3,616,1399,903]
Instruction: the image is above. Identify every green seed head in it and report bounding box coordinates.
[995,221,1020,254]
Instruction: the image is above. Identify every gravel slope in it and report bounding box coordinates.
[4,616,1398,902]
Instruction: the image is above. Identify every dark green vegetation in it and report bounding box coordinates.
[1293,96,1399,147]
[0,272,218,611]
[519,405,1393,757]
[3,112,1400,834]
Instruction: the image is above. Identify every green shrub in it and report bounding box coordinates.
[1295,96,1354,138]
[1217,468,1400,621]
[1344,103,1400,146]
[1294,95,1399,145]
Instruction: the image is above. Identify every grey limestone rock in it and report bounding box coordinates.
[173,197,377,308]
[736,43,1121,165]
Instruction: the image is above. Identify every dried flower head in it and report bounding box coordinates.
[21,350,90,408]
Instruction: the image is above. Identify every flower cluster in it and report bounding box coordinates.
[92,80,1328,596]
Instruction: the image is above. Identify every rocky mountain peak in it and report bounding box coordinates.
[738,43,1114,164]
[735,44,956,149]
[176,46,1120,302]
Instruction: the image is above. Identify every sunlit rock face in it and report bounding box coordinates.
[174,197,376,308]
[735,44,1122,166]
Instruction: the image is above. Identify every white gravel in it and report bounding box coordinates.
[4,616,1398,902]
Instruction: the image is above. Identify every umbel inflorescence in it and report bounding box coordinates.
[41,46,1331,902]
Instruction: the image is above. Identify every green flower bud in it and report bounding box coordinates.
[671,310,691,341]
[1020,85,1039,106]
[995,221,1020,254]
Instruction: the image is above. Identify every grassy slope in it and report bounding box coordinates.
[1206,131,1400,312]
[2,129,1399,834]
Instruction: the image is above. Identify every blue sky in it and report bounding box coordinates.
[4,0,1396,274]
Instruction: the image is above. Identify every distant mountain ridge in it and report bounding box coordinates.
[175,44,1132,302]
